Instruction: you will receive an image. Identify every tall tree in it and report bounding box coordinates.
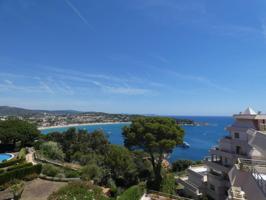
[122,117,184,190]
[0,119,40,147]
[104,145,137,187]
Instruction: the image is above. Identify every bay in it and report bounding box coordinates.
[41,116,233,162]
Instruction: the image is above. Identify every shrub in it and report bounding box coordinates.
[40,141,65,161]
[118,183,145,200]
[0,158,24,168]
[48,182,110,200]
[22,173,39,181]
[0,164,42,185]
[42,164,60,177]
[0,168,5,174]
[10,180,24,200]
[64,169,79,178]
[172,160,194,172]
[18,148,26,160]
[160,173,176,195]
[81,164,104,184]
[7,163,32,172]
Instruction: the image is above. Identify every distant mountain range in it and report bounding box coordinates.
[0,106,82,116]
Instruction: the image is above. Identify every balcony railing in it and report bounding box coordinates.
[147,190,193,200]
[211,147,247,157]
[238,158,266,196]
[259,124,266,131]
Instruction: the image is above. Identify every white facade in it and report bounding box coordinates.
[177,108,266,200]
[177,165,208,199]
[206,107,266,200]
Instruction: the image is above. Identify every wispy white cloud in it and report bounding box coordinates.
[64,0,94,30]
[171,71,233,93]
[211,24,261,37]
[39,81,54,94]
[0,65,156,96]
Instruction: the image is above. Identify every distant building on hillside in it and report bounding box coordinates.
[178,107,266,200]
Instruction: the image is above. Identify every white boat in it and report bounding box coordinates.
[177,141,190,148]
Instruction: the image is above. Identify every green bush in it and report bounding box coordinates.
[22,173,39,181]
[0,158,24,168]
[172,160,193,172]
[118,183,145,200]
[18,148,27,160]
[0,168,5,174]
[81,164,104,184]
[0,164,42,185]
[40,141,65,161]
[48,182,110,200]
[64,169,79,178]
[7,163,32,172]
[42,164,60,177]
[160,173,176,195]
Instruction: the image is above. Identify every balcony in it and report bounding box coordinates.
[204,156,230,173]
[210,147,247,159]
[259,123,266,131]
[177,177,201,195]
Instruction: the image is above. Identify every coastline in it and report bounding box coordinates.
[38,121,131,130]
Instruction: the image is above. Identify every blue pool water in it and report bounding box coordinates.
[41,117,233,162]
[0,153,12,163]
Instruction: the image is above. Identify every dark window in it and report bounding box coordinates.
[234,132,240,139]
[224,157,228,165]
[236,146,241,154]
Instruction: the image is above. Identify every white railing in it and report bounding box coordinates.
[238,158,266,196]
[177,178,199,193]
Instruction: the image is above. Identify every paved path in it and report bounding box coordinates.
[25,148,37,165]
[21,178,67,200]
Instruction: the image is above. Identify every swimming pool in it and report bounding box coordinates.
[0,153,13,163]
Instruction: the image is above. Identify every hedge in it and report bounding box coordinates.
[0,164,42,185]
[7,163,33,172]
[0,158,24,168]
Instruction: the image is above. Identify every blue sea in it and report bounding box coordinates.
[41,117,233,162]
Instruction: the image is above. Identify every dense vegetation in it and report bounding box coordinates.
[117,183,145,200]
[122,117,184,190]
[0,119,40,149]
[0,164,42,185]
[40,127,153,195]
[0,116,189,199]
[48,182,110,200]
[172,160,203,172]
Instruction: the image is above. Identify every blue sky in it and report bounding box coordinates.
[1,0,266,115]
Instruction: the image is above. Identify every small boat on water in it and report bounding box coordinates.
[177,141,190,148]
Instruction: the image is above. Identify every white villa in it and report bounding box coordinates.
[178,107,266,200]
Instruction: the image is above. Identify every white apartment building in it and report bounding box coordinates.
[178,107,266,200]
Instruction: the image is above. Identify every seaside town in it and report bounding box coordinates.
[0,107,135,128]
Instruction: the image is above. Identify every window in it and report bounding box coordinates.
[234,132,240,139]
[224,157,228,165]
[236,146,241,154]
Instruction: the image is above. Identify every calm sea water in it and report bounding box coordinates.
[41,117,233,162]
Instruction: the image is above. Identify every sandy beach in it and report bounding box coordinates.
[38,121,131,130]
